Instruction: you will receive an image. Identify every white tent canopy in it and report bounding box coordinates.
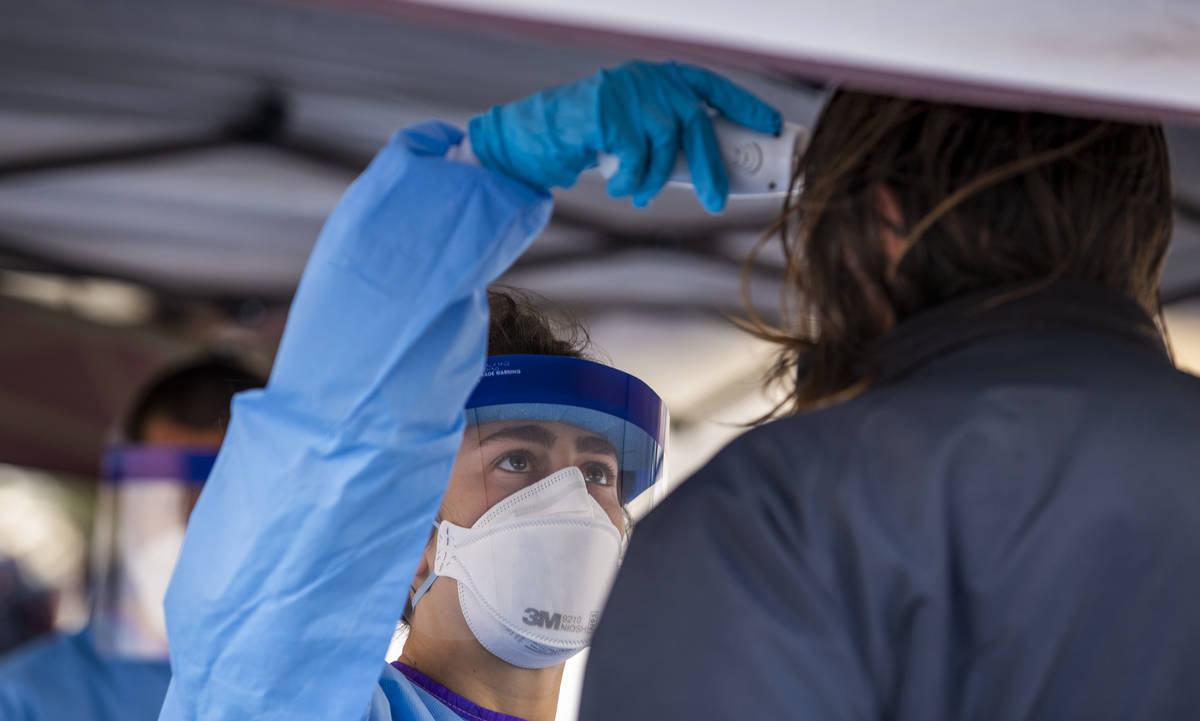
[403,0,1200,122]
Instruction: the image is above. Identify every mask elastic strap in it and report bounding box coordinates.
[410,520,441,612]
[410,572,437,611]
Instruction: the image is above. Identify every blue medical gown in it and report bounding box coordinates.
[0,627,171,721]
[156,122,552,721]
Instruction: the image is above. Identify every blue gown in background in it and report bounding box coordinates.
[0,627,171,721]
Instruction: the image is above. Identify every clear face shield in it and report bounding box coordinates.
[90,446,215,659]
[407,355,667,669]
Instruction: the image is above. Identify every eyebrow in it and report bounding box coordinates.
[576,434,619,459]
[479,425,557,448]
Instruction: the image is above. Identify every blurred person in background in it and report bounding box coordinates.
[573,89,1200,719]
[0,356,265,721]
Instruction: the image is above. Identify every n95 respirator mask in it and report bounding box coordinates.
[410,466,623,669]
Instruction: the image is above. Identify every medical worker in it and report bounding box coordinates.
[0,357,264,721]
[576,90,1200,717]
[155,62,777,721]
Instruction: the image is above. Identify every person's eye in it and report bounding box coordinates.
[581,462,616,486]
[496,451,534,473]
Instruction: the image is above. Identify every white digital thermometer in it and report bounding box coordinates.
[596,118,807,198]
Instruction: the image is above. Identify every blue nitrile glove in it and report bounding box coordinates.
[469,60,782,213]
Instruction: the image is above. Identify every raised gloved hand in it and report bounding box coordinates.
[468,60,782,213]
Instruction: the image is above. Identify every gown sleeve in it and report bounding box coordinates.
[157,121,552,721]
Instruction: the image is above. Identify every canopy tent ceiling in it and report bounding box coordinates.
[1,0,1200,479]
[0,0,822,306]
[2,0,1199,301]
[395,0,1200,122]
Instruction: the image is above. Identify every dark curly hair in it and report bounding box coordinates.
[487,286,591,359]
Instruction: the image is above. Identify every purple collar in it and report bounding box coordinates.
[390,661,531,721]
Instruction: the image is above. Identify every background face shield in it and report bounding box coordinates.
[406,355,667,663]
[90,445,214,659]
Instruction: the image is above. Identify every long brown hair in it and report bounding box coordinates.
[743,90,1174,416]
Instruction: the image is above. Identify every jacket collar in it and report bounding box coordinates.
[870,280,1169,384]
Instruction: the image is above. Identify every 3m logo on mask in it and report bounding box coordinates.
[523,608,563,630]
[523,608,599,633]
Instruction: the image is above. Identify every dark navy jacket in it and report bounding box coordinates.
[581,282,1200,721]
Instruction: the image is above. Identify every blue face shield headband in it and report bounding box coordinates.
[92,445,220,660]
[102,446,218,485]
[464,355,668,506]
